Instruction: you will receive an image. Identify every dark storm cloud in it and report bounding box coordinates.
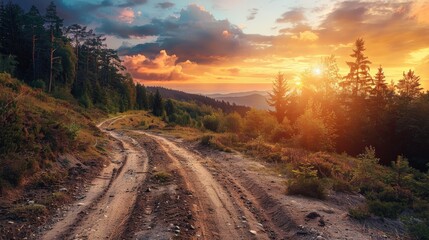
[13,0,147,24]
[119,0,148,7]
[247,8,258,21]
[13,0,114,24]
[115,5,268,63]
[97,20,161,38]
[157,2,175,9]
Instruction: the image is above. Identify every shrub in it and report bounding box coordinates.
[367,200,405,218]
[242,109,277,139]
[200,135,231,152]
[66,123,80,140]
[11,204,48,219]
[30,79,46,90]
[403,217,429,240]
[202,114,221,132]
[287,164,326,199]
[352,146,382,191]
[349,205,371,220]
[293,101,336,151]
[270,118,293,142]
[222,112,242,133]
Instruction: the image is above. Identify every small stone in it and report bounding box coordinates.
[305,212,321,220]
[59,188,68,192]
[249,230,257,235]
[318,217,326,227]
[296,230,308,235]
[8,221,14,224]
[28,200,35,205]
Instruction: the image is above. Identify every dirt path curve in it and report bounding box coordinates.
[139,131,272,240]
[42,117,149,240]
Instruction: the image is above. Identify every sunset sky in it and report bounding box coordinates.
[18,0,429,93]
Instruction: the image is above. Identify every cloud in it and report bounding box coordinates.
[118,8,136,23]
[157,2,175,9]
[410,0,429,24]
[291,31,319,41]
[276,8,306,24]
[225,68,240,75]
[247,8,258,21]
[118,0,148,7]
[97,21,159,38]
[123,50,195,81]
[116,4,262,63]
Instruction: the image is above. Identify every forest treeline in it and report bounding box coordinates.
[0,1,245,114]
[266,39,429,171]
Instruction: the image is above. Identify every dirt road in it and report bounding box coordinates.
[40,117,399,240]
[42,117,149,239]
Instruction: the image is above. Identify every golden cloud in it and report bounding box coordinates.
[123,50,195,81]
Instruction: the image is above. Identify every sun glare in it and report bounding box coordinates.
[313,68,322,75]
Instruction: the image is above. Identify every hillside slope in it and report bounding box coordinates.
[147,86,250,115]
[0,74,111,238]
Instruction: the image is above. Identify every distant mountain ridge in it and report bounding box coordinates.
[208,91,269,99]
[207,91,271,110]
[146,87,251,115]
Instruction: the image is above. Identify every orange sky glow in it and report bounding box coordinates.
[115,1,429,94]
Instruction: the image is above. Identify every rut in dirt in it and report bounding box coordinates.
[41,118,149,239]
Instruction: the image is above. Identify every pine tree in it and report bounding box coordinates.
[165,99,175,116]
[136,83,148,110]
[45,2,63,92]
[267,73,290,123]
[371,66,388,99]
[341,38,373,97]
[152,89,164,116]
[397,69,422,99]
[24,6,45,82]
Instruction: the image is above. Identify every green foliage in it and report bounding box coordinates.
[287,163,326,199]
[270,118,293,142]
[152,89,164,116]
[0,92,23,154]
[348,205,371,220]
[267,72,291,123]
[30,79,46,90]
[0,53,17,74]
[11,204,48,219]
[367,200,405,218]
[153,171,172,183]
[403,217,429,240]
[200,135,231,152]
[352,146,381,189]
[293,100,336,151]
[66,123,80,140]
[221,112,242,133]
[242,109,277,139]
[202,114,221,132]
